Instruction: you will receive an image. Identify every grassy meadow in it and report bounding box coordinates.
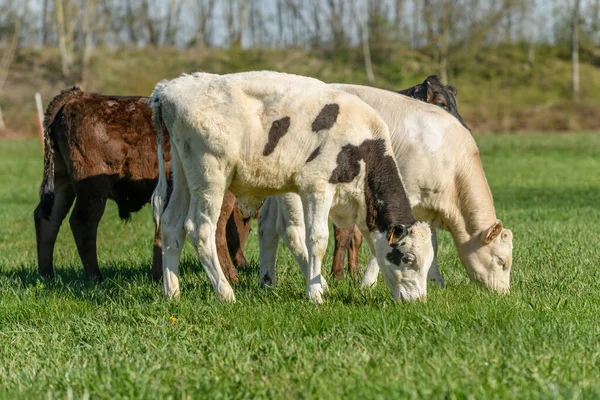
[0,133,599,398]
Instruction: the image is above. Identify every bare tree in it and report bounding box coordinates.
[0,2,28,92]
[0,2,28,130]
[55,0,73,77]
[572,0,581,100]
[125,0,140,45]
[193,0,216,47]
[223,0,249,48]
[317,0,348,49]
[81,0,96,74]
[41,0,51,45]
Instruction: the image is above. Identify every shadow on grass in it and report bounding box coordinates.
[2,261,152,286]
[0,257,265,303]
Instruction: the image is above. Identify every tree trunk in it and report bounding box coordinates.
[42,0,50,46]
[55,0,72,78]
[0,105,6,131]
[125,0,139,45]
[361,16,375,83]
[412,0,420,48]
[572,0,581,100]
[80,0,96,83]
[439,1,451,84]
[0,2,28,93]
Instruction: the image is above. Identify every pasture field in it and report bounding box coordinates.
[0,133,599,398]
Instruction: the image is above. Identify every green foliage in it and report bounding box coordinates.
[0,133,599,398]
[2,45,600,136]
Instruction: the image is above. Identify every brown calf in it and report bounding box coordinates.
[34,88,248,283]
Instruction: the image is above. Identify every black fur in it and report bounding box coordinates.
[386,248,404,265]
[329,139,415,232]
[263,116,291,156]
[306,146,321,163]
[312,104,339,132]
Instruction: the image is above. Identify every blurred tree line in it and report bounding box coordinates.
[1,1,598,82]
[0,0,598,132]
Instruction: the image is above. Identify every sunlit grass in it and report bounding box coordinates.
[0,134,599,398]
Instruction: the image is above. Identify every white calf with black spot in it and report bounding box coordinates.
[151,71,433,303]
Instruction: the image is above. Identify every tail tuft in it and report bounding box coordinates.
[38,87,83,218]
[150,84,169,232]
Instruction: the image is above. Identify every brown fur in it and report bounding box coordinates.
[34,88,247,283]
[331,225,362,279]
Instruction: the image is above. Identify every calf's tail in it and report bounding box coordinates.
[39,87,83,217]
[150,86,169,231]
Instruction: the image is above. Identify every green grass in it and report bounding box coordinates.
[0,133,599,398]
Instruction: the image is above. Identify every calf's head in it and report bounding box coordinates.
[460,219,513,293]
[398,75,470,131]
[371,221,434,302]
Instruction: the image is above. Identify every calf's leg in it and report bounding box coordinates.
[151,226,163,282]
[228,200,251,269]
[270,194,328,292]
[426,229,445,288]
[360,255,379,288]
[331,224,351,279]
[347,225,363,277]
[258,198,280,287]
[69,176,115,282]
[216,191,240,284]
[159,147,189,298]
[34,176,75,278]
[300,188,334,304]
[184,157,234,301]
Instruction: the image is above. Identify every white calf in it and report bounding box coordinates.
[259,84,514,293]
[151,71,433,303]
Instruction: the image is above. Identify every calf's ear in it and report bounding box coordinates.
[482,219,503,244]
[426,85,434,103]
[446,85,458,96]
[387,225,409,245]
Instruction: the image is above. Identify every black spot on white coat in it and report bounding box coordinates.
[386,248,404,265]
[263,116,291,156]
[312,104,339,132]
[306,146,321,163]
[329,139,415,233]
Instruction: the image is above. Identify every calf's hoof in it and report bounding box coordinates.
[224,269,240,285]
[260,272,275,287]
[87,273,103,284]
[217,286,236,302]
[38,270,55,280]
[150,271,162,283]
[306,285,324,305]
[234,255,249,270]
[359,276,377,289]
[429,276,446,289]
[164,287,181,300]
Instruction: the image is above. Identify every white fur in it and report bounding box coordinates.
[261,84,513,293]
[151,71,432,302]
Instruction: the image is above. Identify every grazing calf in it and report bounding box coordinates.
[151,71,433,303]
[260,85,513,293]
[33,88,247,283]
[332,75,468,281]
